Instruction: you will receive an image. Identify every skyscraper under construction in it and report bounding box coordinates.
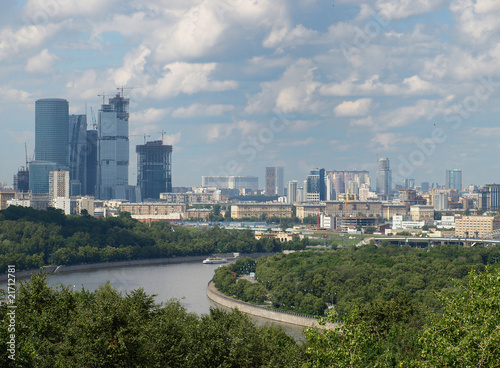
[136,140,173,200]
[96,93,130,200]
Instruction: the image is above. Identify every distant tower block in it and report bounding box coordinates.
[136,140,173,200]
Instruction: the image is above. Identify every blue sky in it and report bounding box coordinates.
[1,0,500,189]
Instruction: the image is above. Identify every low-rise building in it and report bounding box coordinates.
[455,215,500,238]
[186,208,212,220]
[410,205,435,221]
[119,203,187,220]
[392,215,425,229]
[295,203,325,220]
[0,191,16,210]
[231,203,293,219]
[324,201,383,218]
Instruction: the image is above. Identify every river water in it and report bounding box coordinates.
[3,261,306,339]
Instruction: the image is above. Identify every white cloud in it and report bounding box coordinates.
[152,62,238,99]
[130,107,170,124]
[26,49,58,73]
[163,131,181,145]
[245,59,323,115]
[171,103,234,118]
[334,98,374,117]
[375,0,448,20]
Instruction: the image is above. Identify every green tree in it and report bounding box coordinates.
[417,267,500,367]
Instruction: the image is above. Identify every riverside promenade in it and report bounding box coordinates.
[207,280,337,329]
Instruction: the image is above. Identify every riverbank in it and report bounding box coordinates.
[0,252,277,281]
[207,280,336,329]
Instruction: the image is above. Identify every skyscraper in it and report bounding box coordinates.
[136,140,173,199]
[376,158,392,197]
[287,180,298,204]
[276,166,284,196]
[35,99,69,167]
[445,169,462,191]
[85,129,98,196]
[265,167,276,196]
[69,114,87,196]
[96,94,130,200]
[306,168,326,202]
[30,98,69,194]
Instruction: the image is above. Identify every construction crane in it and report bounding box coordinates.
[97,92,110,105]
[130,134,151,144]
[151,130,166,142]
[89,107,97,130]
[117,86,136,98]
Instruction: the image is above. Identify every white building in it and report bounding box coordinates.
[392,215,425,229]
[436,215,455,229]
[201,176,258,191]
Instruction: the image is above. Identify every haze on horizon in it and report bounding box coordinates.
[1,0,500,188]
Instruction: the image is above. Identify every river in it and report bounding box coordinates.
[2,260,306,340]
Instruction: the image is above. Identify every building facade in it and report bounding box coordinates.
[96,94,130,200]
[136,140,173,200]
[265,167,276,196]
[376,158,392,198]
[307,168,326,202]
[445,169,462,191]
[201,176,258,191]
[455,216,500,238]
[49,170,70,199]
[31,99,69,194]
[69,114,88,196]
[230,203,293,219]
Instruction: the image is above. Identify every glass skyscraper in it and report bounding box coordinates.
[136,140,173,200]
[96,94,130,200]
[445,169,462,191]
[30,98,69,194]
[376,158,392,198]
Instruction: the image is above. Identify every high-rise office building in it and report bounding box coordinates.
[14,167,29,192]
[69,114,88,196]
[136,140,173,199]
[479,184,500,212]
[306,168,326,202]
[376,158,392,197]
[276,167,284,196]
[85,129,98,196]
[35,99,69,167]
[445,169,462,191]
[30,98,69,194]
[96,94,130,200]
[287,180,298,204]
[265,167,276,196]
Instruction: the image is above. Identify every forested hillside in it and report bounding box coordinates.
[2,268,500,367]
[0,206,306,271]
[214,243,500,316]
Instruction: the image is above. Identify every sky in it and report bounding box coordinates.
[1,0,500,189]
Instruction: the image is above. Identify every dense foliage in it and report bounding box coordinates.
[2,267,500,367]
[304,267,500,367]
[0,273,307,367]
[0,206,307,272]
[214,243,500,318]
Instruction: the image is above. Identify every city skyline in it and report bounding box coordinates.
[2,1,500,187]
